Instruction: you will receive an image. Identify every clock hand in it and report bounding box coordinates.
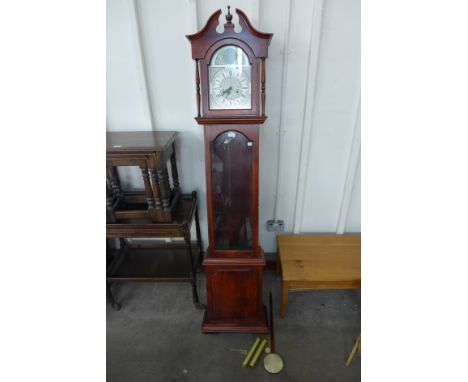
[221,86,233,97]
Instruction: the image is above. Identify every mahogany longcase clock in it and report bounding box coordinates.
[187,6,272,333]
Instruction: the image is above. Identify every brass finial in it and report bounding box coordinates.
[226,5,233,23]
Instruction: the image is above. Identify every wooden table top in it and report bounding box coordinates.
[106,131,178,153]
[277,234,360,284]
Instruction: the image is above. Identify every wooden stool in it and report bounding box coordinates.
[276,234,360,318]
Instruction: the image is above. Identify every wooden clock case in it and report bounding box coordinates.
[187,7,272,333]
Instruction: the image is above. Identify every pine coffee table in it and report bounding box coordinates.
[276,234,360,318]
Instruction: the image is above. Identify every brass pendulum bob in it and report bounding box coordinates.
[264,292,284,374]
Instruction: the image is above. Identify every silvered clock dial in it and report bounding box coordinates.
[209,45,251,110]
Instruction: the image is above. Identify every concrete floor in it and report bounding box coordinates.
[107,272,361,382]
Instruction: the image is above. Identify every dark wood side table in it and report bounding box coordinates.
[106,192,204,310]
[106,131,181,223]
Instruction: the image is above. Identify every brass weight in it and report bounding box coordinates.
[248,338,268,367]
[242,338,261,368]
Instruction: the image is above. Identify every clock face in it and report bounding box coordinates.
[209,46,251,110]
[210,68,251,109]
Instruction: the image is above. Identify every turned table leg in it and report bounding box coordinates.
[185,236,203,310]
[149,169,162,210]
[170,143,180,192]
[106,184,116,223]
[194,202,204,270]
[140,166,155,209]
[280,281,289,318]
[107,282,121,311]
[276,252,282,276]
[107,165,123,200]
[157,168,171,210]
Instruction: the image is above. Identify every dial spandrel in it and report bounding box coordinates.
[209,46,251,110]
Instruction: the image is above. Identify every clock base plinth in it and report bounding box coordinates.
[201,248,268,334]
[201,305,269,334]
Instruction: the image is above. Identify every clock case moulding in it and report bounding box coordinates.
[186,7,272,125]
[187,7,273,334]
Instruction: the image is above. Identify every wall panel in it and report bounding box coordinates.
[106,0,152,131]
[106,0,361,252]
[300,0,361,232]
[346,161,361,232]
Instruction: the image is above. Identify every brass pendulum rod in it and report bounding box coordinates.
[263,292,284,373]
[269,291,275,352]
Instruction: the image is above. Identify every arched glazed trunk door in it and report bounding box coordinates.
[211,130,253,250]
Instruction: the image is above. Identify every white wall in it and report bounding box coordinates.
[107,0,361,252]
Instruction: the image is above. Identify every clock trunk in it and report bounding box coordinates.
[202,124,267,333]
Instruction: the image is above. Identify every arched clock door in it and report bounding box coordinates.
[187,7,272,333]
